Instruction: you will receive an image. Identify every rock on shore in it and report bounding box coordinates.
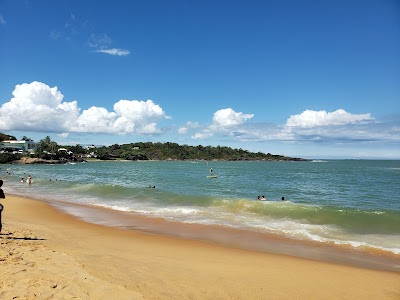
[17,157,63,164]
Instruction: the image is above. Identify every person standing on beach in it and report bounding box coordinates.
[0,180,5,233]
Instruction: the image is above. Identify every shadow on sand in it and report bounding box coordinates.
[0,233,46,241]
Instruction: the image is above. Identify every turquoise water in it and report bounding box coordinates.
[2,160,400,257]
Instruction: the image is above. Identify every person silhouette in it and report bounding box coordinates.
[0,180,6,233]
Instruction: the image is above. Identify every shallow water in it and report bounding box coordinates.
[2,159,400,270]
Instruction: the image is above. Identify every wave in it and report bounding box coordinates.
[4,162,400,256]
[38,181,400,238]
[211,199,400,234]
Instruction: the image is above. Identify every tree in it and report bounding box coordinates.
[37,136,59,158]
[0,153,21,163]
[68,144,85,154]
[21,136,33,141]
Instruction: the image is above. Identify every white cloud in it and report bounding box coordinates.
[96,48,131,56]
[212,108,254,127]
[74,106,117,133]
[57,133,70,138]
[0,81,169,135]
[276,109,393,144]
[190,108,254,139]
[187,107,398,145]
[88,34,130,56]
[0,81,79,131]
[112,99,168,133]
[286,109,373,127]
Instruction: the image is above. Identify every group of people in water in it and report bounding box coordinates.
[20,175,32,184]
[1,168,33,185]
[257,196,286,201]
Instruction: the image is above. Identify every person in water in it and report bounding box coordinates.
[210,167,213,176]
[260,195,266,201]
[27,175,32,184]
[281,197,285,201]
[0,180,6,233]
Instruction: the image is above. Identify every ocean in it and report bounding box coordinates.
[2,159,400,271]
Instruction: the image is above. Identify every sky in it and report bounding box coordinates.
[0,0,399,159]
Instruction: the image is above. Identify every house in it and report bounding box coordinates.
[58,148,73,155]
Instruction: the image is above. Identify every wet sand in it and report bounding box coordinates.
[1,195,399,299]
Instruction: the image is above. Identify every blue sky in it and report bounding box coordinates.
[0,0,399,159]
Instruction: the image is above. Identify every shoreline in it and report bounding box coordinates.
[1,195,400,299]
[5,191,400,273]
[48,196,400,273]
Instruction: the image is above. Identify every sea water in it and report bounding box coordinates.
[2,160,400,270]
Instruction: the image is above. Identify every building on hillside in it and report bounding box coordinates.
[0,140,36,152]
[58,148,74,155]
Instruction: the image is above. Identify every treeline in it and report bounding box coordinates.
[93,142,300,161]
[1,134,306,163]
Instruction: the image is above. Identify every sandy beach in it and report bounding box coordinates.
[1,195,399,299]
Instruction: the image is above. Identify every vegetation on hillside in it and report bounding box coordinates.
[0,133,16,141]
[92,142,303,161]
[0,134,307,162]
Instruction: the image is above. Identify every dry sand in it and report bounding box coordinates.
[1,195,399,299]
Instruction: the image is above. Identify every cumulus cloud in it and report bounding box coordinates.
[286,109,374,127]
[212,108,254,127]
[186,107,398,144]
[276,109,390,143]
[0,81,169,135]
[0,81,79,131]
[228,109,392,144]
[191,108,254,139]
